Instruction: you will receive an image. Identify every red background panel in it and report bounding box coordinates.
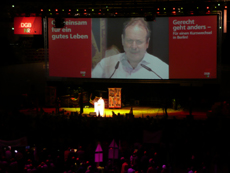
[14,17,42,35]
[48,18,92,78]
[169,16,217,79]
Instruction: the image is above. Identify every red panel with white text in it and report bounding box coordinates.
[48,18,92,78]
[14,17,42,35]
[169,16,217,79]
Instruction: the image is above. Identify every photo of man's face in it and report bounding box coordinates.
[122,24,150,65]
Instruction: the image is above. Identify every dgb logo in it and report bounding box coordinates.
[21,23,32,28]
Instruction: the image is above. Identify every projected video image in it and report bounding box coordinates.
[48,16,217,79]
[92,18,169,79]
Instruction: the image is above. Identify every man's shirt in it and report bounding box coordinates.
[92,52,169,79]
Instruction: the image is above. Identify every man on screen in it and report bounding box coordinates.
[92,18,169,79]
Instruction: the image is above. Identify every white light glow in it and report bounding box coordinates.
[94,98,104,117]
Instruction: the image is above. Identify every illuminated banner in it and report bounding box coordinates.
[48,18,92,78]
[14,17,42,35]
[169,16,217,78]
[108,88,122,108]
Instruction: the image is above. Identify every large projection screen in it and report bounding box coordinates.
[48,16,217,79]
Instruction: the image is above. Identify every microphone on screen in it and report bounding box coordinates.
[110,61,120,78]
[141,64,162,79]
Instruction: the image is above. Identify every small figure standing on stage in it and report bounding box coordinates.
[94,97,105,117]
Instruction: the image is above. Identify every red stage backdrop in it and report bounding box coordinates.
[169,16,217,79]
[14,17,42,35]
[48,18,92,78]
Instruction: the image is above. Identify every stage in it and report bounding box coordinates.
[20,106,208,120]
[58,106,208,120]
